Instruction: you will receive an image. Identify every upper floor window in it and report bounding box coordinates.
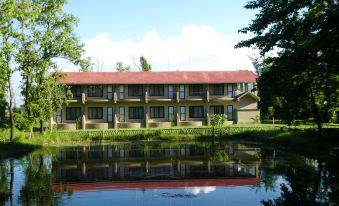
[128,85,143,97]
[227,84,234,97]
[189,84,203,96]
[70,85,81,98]
[149,84,164,96]
[88,85,103,97]
[88,107,103,119]
[210,84,224,96]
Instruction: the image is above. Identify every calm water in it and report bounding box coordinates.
[0,140,338,206]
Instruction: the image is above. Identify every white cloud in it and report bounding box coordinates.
[59,24,255,72]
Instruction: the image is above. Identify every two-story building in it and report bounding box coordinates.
[53,71,260,130]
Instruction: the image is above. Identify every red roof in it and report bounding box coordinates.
[52,178,260,192]
[59,71,256,85]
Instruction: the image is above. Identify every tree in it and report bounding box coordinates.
[268,106,275,125]
[15,0,91,134]
[139,56,152,72]
[236,0,339,133]
[115,61,131,72]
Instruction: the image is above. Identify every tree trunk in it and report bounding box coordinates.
[309,84,322,135]
[8,75,15,142]
[39,119,43,133]
[272,116,275,125]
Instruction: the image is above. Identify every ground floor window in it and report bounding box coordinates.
[210,105,224,114]
[189,106,204,118]
[150,106,164,118]
[227,105,233,121]
[168,106,175,121]
[128,107,144,119]
[119,107,125,122]
[66,107,81,120]
[88,107,103,119]
[107,107,113,123]
[56,108,62,123]
[180,106,186,121]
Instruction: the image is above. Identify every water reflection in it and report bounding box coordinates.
[0,140,338,205]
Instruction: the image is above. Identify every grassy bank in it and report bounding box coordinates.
[0,125,338,158]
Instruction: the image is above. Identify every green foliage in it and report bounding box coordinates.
[140,56,151,72]
[210,114,227,127]
[210,150,229,162]
[13,110,31,131]
[237,0,339,131]
[115,61,131,72]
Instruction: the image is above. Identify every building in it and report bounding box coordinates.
[53,71,260,130]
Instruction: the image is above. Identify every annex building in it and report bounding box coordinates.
[53,71,260,130]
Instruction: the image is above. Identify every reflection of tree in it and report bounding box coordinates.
[18,154,58,206]
[261,160,332,206]
[0,162,9,206]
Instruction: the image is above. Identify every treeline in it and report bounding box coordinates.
[237,0,339,132]
[0,0,91,141]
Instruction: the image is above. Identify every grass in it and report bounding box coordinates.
[0,124,338,159]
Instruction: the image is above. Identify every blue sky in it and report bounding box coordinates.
[64,0,255,42]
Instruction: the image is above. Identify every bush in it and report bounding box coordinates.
[210,114,227,127]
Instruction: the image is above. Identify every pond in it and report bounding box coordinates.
[0,140,338,206]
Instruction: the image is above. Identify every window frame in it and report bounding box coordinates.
[70,85,81,98]
[189,84,203,96]
[150,106,165,118]
[227,84,234,97]
[168,84,174,99]
[88,85,103,97]
[119,107,125,122]
[149,84,164,96]
[107,107,113,123]
[179,85,185,99]
[210,105,224,115]
[227,105,233,121]
[210,84,224,96]
[88,107,103,119]
[189,106,204,118]
[128,84,144,97]
[168,106,175,121]
[107,85,113,100]
[128,106,144,119]
[180,106,186,121]
[65,107,81,121]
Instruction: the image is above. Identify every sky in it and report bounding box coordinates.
[13,0,258,106]
[58,0,258,72]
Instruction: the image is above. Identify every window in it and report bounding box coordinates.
[128,85,143,97]
[237,83,244,92]
[227,84,234,97]
[149,84,164,96]
[245,83,249,92]
[56,109,62,123]
[66,107,81,120]
[119,85,124,99]
[107,85,113,100]
[168,106,175,121]
[189,84,203,96]
[119,107,125,122]
[88,107,103,119]
[180,106,186,121]
[248,83,254,92]
[227,105,233,121]
[71,85,81,98]
[210,84,224,95]
[128,107,144,119]
[107,107,113,123]
[88,85,103,97]
[179,85,185,99]
[150,106,165,118]
[168,85,174,99]
[210,105,224,114]
[189,106,204,118]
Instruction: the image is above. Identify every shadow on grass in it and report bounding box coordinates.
[0,142,41,160]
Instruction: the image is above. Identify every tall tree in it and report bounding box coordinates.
[115,61,131,72]
[15,0,91,134]
[0,0,19,141]
[236,0,339,132]
[139,56,152,72]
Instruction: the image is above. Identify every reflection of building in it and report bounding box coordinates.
[52,71,260,130]
[52,143,260,191]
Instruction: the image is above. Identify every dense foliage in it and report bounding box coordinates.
[237,0,339,131]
